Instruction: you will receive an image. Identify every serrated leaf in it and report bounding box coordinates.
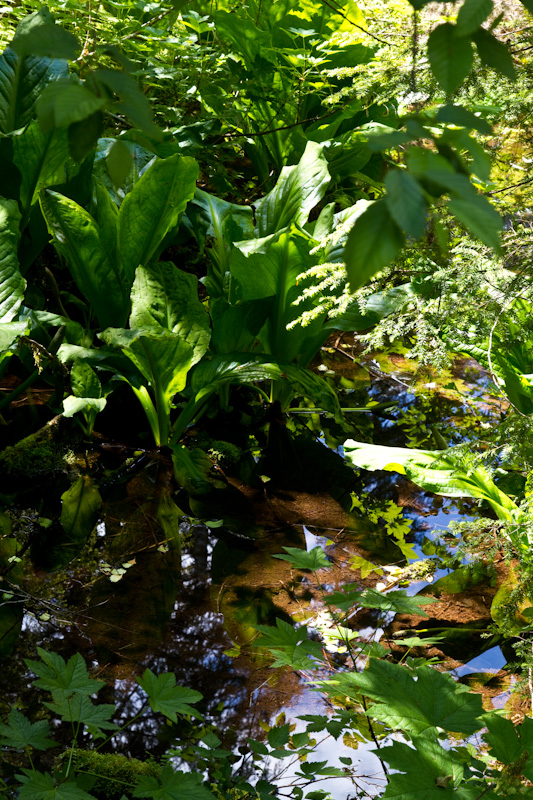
[322,658,484,736]
[133,765,216,800]
[484,715,533,765]
[25,649,105,698]
[254,618,324,669]
[456,0,493,37]
[272,546,331,571]
[380,737,468,799]
[17,770,97,800]
[359,589,436,617]
[344,199,405,294]
[447,193,502,252]
[350,556,383,578]
[43,694,117,734]
[428,23,474,93]
[0,709,56,751]
[385,170,427,239]
[472,28,516,80]
[267,723,291,748]
[137,670,203,722]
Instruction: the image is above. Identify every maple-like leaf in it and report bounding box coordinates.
[272,546,331,571]
[0,709,56,751]
[16,769,97,800]
[25,649,104,699]
[326,587,436,618]
[321,658,484,736]
[44,695,117,735]
[133,765,216,800]
[137,670,203,722]
[254,618,324,669]
[379,738,490,799]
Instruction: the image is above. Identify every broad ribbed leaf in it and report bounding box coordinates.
[118,153,198,282]
[130,263,210,365]
[230,227,326,364]
[254,141,330,236]
[100,328,194,401]
[343,439,517,520]
[323,658,484,736]
[385,170,427,239]
[40,189,128,328]
[344,199,404,293]
[0,197,25,321]
[0,49,67,134]
[484,715,533,766]
[428,23,474,93]
[0,709,55,751]
[137,670,203,722]
[14,122,72,215]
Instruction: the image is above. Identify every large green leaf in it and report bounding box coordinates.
[0,197,25,321]
[428,23,474,93]
[137,670,203,722]
[100,327,194,445]
[11,9,80,60]
[133,765,216,800]
[0,49,67,134]
[254,618,324,669]
[230,227,327,364]
[130,263,210,366]
[343,440,517,521]
[26,649,105,698]
[253,141,330,236]
[37,80,106,131]
[0,709,55,751]
[380,737,474,799]
[40,189,128,328]
[44,694,117,733]
[118,153,198,283]
[17,770,98,800]
[186,188,254,297]
[190,354,341,418]
[322,658,484,736]
[14,122,73,218]
[344,199,405,293]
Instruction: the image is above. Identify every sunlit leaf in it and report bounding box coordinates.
[254,618,324,669]
[272,546,331,571]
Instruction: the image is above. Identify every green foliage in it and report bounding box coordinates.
[136,669,203,722]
